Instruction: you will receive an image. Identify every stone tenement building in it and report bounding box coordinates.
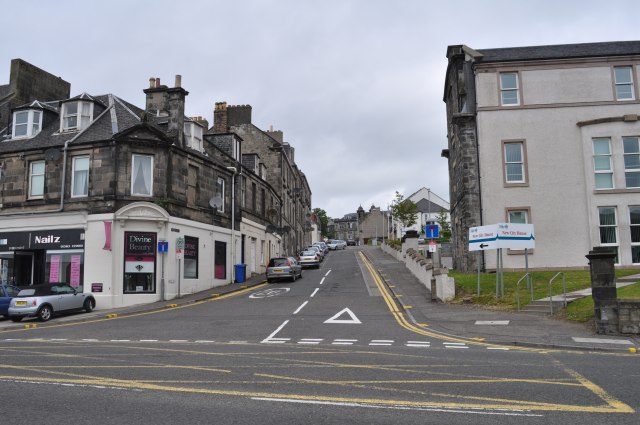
[212,102,312,255]
[443,41,640,272]
[0,59,312,309]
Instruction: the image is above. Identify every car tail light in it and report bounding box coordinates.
[287,259,291,267]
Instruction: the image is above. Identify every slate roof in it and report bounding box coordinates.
[476,40,640,63]
[0,93,145,154]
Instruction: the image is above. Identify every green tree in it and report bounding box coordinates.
[389,191,418,229]
[436,210,451,241]
[313,208,330,238]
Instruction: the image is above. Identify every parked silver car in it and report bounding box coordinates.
[266,257,303,283]
[8,284,96,322]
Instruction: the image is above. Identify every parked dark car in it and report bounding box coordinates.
[347,240,357,246]
[8,284,96,322]
[266,257,303,283]
[0,284,21,318]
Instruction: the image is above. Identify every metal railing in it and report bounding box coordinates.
[516,273,532,311]
[548,272,567,314]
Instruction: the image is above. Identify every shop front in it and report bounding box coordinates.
[0,229,85,288]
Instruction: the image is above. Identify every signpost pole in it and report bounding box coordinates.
[500,248,505,298]
[477,251,481,297]
[496,249,499,298]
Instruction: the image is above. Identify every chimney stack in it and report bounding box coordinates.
[213,101,228,133]
[143,75,188,146]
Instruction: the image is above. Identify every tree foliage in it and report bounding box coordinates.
[390,191,418,229]
[313,208,330,238]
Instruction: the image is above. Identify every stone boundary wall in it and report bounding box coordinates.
[381,244,455,302]
[618,301,640,334]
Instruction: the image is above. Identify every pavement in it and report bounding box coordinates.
[2,246,639,352]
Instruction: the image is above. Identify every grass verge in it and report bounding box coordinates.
[449,269,640,321]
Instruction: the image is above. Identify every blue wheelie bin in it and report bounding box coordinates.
[234,264,246,283]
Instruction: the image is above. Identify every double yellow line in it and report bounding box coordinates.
[358,251,522,349]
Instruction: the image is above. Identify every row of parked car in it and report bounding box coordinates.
[0,283,96,322]
[265,239,350,283]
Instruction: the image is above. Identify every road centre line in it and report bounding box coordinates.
[310,288,319,298]
[324,270,332,277]
[319,277,326,285]
[293,301,308,315]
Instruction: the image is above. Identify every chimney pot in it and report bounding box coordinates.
[149,77,155,88]
[175,75,182,88]
[155,78,161,88]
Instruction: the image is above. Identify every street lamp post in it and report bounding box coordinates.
[227,167,237,283]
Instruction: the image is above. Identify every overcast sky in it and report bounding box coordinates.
[1,0,638,218]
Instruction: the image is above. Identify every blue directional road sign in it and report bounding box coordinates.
[425,224,439,239]
[158,241,169,253]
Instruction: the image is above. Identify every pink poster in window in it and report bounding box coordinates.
[49,255,60,283]
[70,255,81,287]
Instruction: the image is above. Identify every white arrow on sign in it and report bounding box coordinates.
[324,308,362,324]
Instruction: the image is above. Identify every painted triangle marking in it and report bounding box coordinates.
[324,308,362,324]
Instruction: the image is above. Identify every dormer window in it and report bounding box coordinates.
[61,101,93,132]
[12,109,42,139]
[184,122,203,151]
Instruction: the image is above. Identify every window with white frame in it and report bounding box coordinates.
[623,137,640,188]
[504,141,525,184]
[184,122,203,152]
[12,110,42,139]
[630,206,640,263]
[131,154,153,196]
[593,138,613,189]
[71,156,90,197]
[215,177,225,212]
[29,161,45,198]
[598,206,618,262]
[507,209,528,224]
[500,72,519,105]
[61,101,93,131]
[614,66,634,100]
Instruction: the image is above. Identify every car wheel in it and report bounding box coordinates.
[83,298,95,313]
[37,305,53,322]
[10,317,22,323]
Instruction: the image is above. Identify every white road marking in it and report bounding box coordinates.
[169,340,188,343]
[250,288,291,298]
[370,339,394,346]
[310,288,320,297]
[319,277,326,285]
[81,339,99,342]
[195,340,215,343]
[572,337,633,345]
[332,339,358,345]
[324,308,362,324]
[475,320,510,325]
[293,301,309,315]
[443,342,466,345]
[406,341,431,348]
[110,340,131,342]
[140,339,158,342]
[487,347,510,350]
[324,270,332,277]
[262,319,290,343]
[251,398,543,417]
[298,339,323,345]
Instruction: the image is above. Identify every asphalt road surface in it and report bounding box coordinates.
[1,248,638,424]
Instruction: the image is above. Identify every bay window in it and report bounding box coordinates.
[12,109,42,139]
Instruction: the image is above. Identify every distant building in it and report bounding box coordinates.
[392,187,450,238]
[443,41,640,272]
[356,205,392,245]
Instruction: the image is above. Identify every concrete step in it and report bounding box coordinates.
[519,300,566,316]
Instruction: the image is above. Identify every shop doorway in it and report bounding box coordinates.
[13,251,45,286]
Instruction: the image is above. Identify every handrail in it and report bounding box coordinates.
[516,273,531,311]
[548,272,567,314]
